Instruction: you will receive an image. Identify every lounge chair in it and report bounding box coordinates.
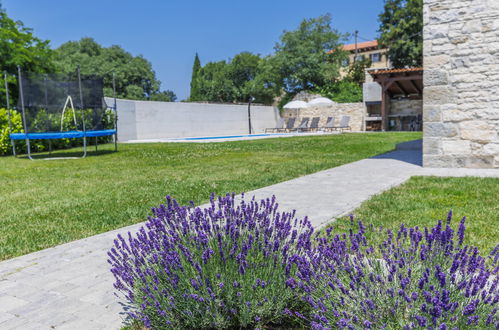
[278,117,296,133]
[320,117,335,132]
[291,117,310,132]
[265,118,285,133]
[332,116,351,132]
[305,117,320,132]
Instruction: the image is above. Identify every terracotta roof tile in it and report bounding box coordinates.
[342,40,379,51]
[369,67,424,75]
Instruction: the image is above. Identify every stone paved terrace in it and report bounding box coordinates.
[0,140,498,329]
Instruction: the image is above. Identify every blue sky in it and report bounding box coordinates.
[3,0,385,100]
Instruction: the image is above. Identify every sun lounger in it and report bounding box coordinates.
[332,116,351,132]
[321,117,335,131]
[304,117,320,132]
[291,117,310,132]
[265,118,285,133]
[277,117,296,132]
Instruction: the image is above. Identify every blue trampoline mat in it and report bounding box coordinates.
[10,129,116,140]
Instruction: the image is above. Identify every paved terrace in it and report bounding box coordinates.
[0,140,498,329]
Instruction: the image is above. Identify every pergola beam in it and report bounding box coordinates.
[394,81,408,96]
[409,79,421,94]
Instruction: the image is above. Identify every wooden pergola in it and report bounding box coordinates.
[369,68,423,131]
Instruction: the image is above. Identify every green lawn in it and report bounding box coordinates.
[331,176,499,254]
[0,132,420,260]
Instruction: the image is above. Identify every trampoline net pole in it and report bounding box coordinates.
[4,71,16,156]
[17,66,33,160]
[113,71,118,151]
[77,65,87,158]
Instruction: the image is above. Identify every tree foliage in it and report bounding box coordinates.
[189,15,349,105]
[188,53,202,101]
[0,6,55,105]
[378,0,423,68]
[271,14,347,94]
[54,38,176,101]
[193,52,279,105]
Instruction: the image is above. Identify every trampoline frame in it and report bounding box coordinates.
[4,66,118,160]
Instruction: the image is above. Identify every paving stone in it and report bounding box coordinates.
[0,311,16,324]
[0,295,30,312]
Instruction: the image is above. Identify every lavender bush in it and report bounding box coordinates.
[290,213,499,329]
[108,194,314,329]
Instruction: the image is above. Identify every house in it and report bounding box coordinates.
[340,40,390,72]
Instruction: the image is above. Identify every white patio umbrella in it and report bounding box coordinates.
[308,97,335,106]
[283,100,309,109]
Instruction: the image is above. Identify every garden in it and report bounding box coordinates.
[1,132,498,329]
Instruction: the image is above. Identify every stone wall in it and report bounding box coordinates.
[282,103,366,131]
[423,0,499,168]
[390,99,423,116]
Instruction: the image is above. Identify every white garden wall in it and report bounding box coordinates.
[106,98,279,141]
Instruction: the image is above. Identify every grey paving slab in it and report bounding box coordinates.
[0,139,497,329]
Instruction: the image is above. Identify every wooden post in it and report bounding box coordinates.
[381,83,387,131]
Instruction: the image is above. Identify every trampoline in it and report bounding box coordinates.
[4,66,118,160]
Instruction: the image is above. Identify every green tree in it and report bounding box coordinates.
[271,14,348,94]
[0,5,55,105]
[347,57,372,85]
[54,37,176,101]
[150,90,177,102]
[378,0,423,68]
[314,80,363,103]
[194,52,280,105]
[196,60,238,103]
[189,53,201,101]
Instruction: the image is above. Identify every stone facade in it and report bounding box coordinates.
[423,0,499,168]
[282,103,366,131]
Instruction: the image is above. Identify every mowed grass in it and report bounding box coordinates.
[330,176,499,254]
[0,132,420,260]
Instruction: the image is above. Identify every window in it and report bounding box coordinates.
[341,58,350,67]
[354,54,365,62]
[370,53,381,62]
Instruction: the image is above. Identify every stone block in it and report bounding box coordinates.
[423,155,454,168]
[423,105,442,122]
[424,70,448,86]
[424,86,455,104]
[442,139,471,155]
[424,55,450,69]
[483,143,499,155]
[466,156,495,168]
[494,155,499,168]
[442,109,472,122]
[423,138,442,155]
[424,122,458,137]
[459,121,497,142]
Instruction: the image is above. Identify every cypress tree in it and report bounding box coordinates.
[189,53,201,101]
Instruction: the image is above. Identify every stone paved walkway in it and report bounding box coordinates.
[0,140,497,329]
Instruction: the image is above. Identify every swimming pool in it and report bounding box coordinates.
[124,131,335,144]
[180,133,288,140]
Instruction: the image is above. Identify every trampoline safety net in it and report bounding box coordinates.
[18,73,113,133]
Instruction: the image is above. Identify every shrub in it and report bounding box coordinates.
[290,213,499,329]
[0,108,24,155]
[108,194,314,329]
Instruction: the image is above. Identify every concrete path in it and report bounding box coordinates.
[0,140,497,329]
